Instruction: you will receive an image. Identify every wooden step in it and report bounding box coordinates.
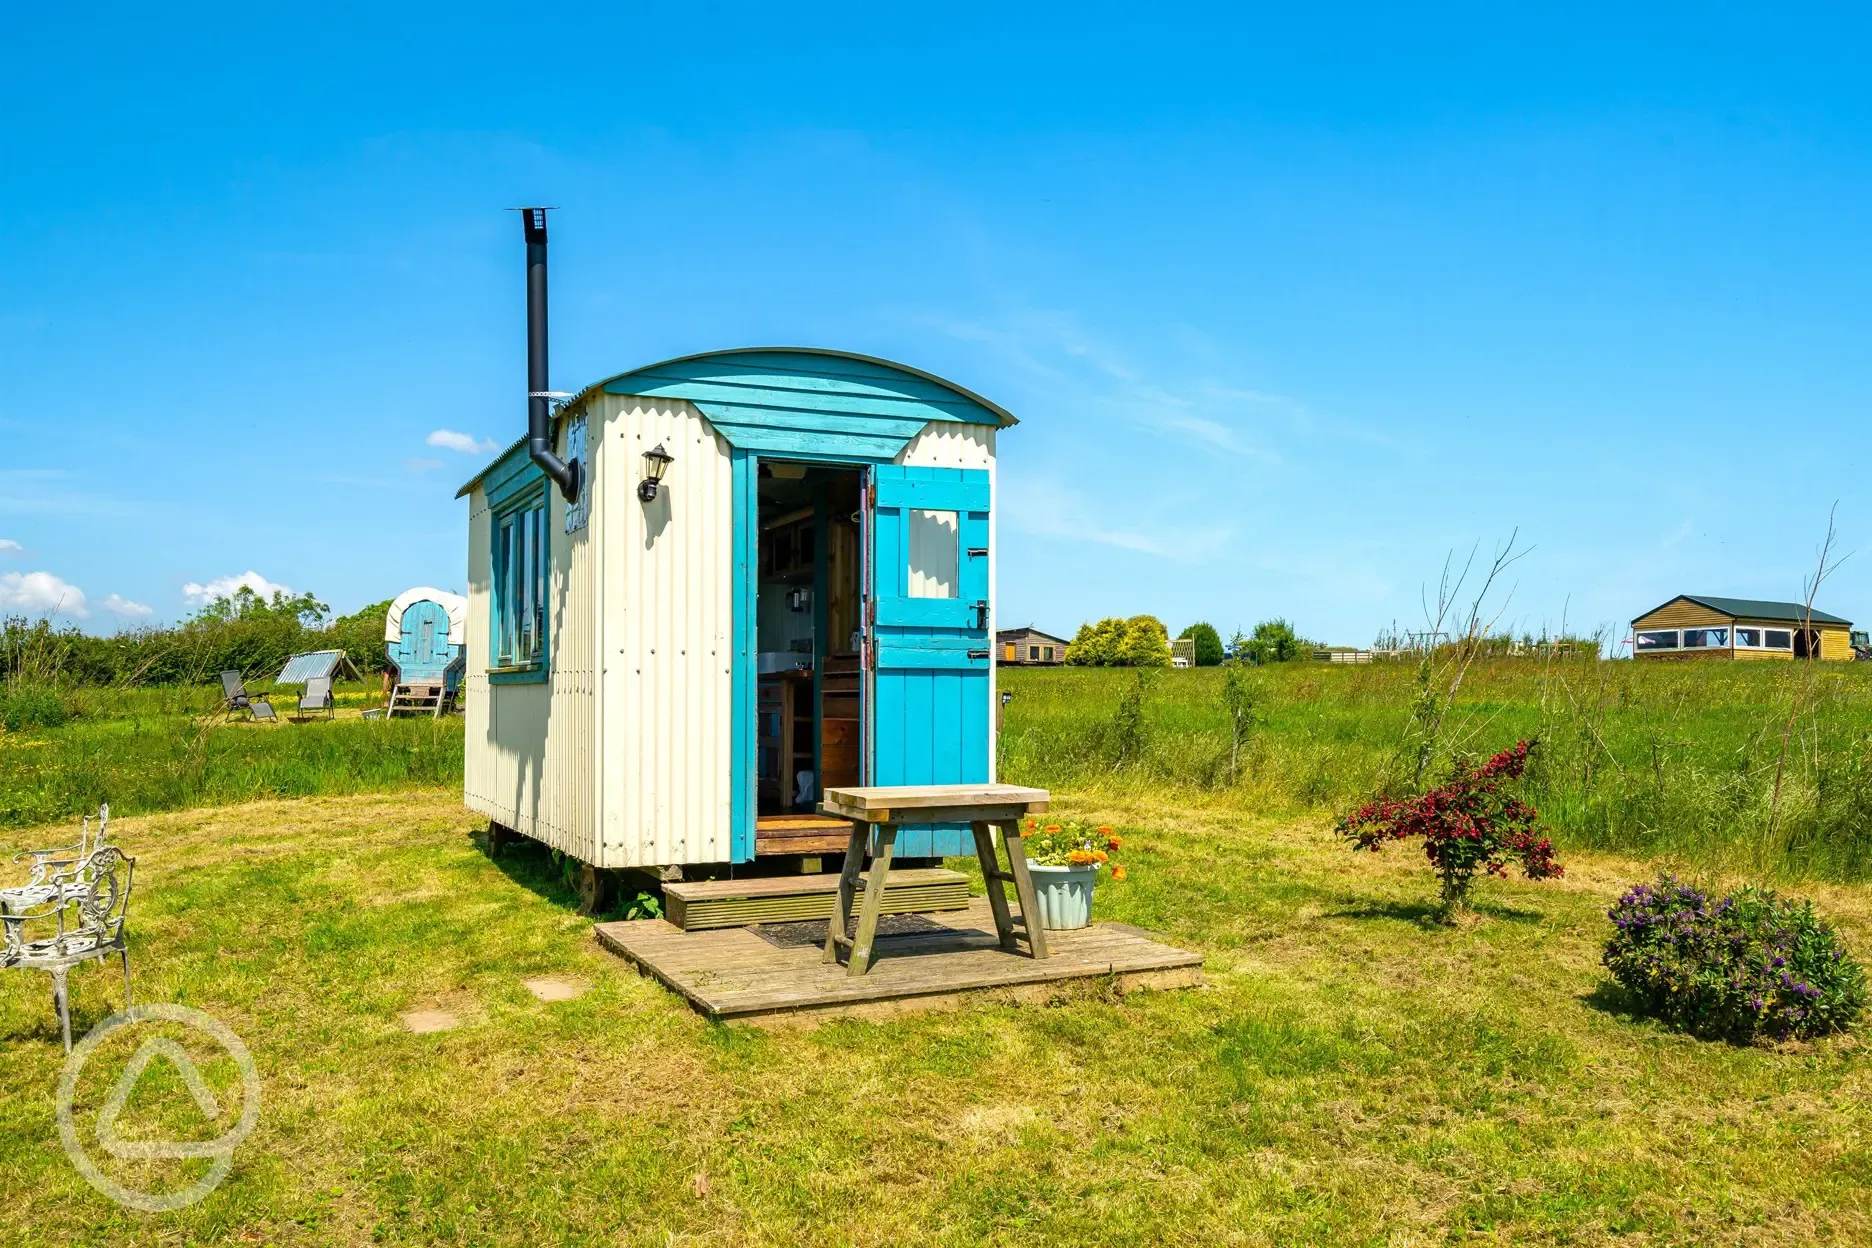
[662,868,970,931]
[755,813,855,857]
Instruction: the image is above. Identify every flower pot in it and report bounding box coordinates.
[1026,863,1098,930]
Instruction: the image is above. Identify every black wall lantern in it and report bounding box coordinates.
[639,444,674,502]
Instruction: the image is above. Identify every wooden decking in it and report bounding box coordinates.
[594,899,1203,1023]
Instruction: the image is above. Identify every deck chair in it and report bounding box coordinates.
[1,846,135,1052]
[296,675,335,720]
[220,670,277,722]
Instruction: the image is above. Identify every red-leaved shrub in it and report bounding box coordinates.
[1339,740,1562,912]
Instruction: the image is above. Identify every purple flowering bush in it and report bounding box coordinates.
[1603,876,1866,1042]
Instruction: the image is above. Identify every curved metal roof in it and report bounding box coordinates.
[589,346,1018,428]
[458,346,1015,496]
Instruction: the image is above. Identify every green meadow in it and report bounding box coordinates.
[10,658,1872,883]
[1,661,1871,1242]
[1000,658,1872,882]
[0,683,461,830]
[1,790,1867,1246]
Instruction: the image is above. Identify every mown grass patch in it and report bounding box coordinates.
[2,789,1868,1245]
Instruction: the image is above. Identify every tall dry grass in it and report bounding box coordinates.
[998,658,1872,882]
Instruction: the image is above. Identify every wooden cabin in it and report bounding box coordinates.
[1631,595,1854,661]
[457,348,1014,875]
[996,627,1068,666]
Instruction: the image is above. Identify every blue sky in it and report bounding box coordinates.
[5,4,1872,650]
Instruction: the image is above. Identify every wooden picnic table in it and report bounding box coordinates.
[817,783,1052,976]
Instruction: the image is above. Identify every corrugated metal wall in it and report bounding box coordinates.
[465,409,1002,868]
[462,428,601,861]
[595,396,738,868]
[897,422,999,780]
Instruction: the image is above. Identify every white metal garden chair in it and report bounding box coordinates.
[1,846,135,1052]
[2,803,109,915]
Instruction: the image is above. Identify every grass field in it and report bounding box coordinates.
[10,658,1872,882]
[0,683,461,829]
[1000,659,1872,882]
[1,789,1868,1245]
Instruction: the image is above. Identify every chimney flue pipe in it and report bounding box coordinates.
[520,207,582,502]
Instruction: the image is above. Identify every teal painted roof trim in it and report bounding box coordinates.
[456,435,540,501]
[598,347,1015,459]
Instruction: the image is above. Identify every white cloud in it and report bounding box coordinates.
[0,570,88,618]
[426,429,499,455]
[101,593,153,618]
[0,538,21,554]
[182,571,292,609]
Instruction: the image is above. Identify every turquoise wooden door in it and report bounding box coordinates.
[867,465,992,857]
[390,600,454,681]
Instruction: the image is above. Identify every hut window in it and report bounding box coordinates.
[493,491,549,669]
[1736,627,1763,648]
[1635,630,1678,651]
[907,509,960,599]
[1681,628,1728,649]
[1765,629,1793,650]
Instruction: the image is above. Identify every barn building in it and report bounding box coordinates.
[1630,595,1854,661]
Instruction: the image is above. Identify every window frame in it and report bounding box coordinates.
[488,483,551,683]
[1764,628,1794,651]
[1681,627,1730,649]
[1635,629,1680,652]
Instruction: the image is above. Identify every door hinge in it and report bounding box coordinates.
[972,599,989,629]
[968,649,990,660]
[867,598,876,625]
[967,547,988,558]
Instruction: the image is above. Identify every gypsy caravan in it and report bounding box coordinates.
[458,212,1011,893]
[383,587,468,716]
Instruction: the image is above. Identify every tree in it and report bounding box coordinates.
[1338,740,1562,914]
[1118,616,1171,667]
[1178,621,1224,666]
[1219,664,1262,783]
[1244,618,1307,665]
[1065,619,1123,666]
[1066,616,1170,667]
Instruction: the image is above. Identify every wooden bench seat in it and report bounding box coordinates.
[663,868,970,931]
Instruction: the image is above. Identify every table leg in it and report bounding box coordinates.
[822,819,867,965]
[847,823,897,976]
[1004,827,1051,961]
[973,821,1017,950]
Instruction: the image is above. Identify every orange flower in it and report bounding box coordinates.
[1045,824,1061,832]
[1068,849,1098,865]
[1026,819,1037,830]
[1094,850,1109,863]
[1112,865,1128,882]
[1097,826,1113,834]
[1106,834,1123,850]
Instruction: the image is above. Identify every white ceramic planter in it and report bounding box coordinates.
[1027,863,1097,930]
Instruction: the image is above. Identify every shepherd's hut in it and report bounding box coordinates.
[457,211,1012,887]
[383,587,468,715]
